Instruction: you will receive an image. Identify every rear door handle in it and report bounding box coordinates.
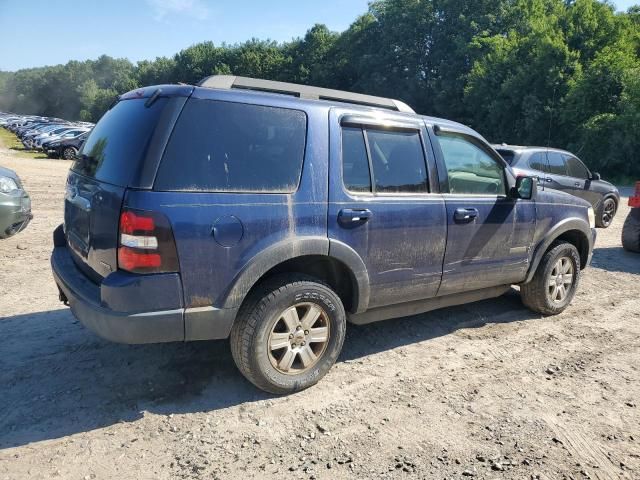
[454,208,479,224]
[338,208,372,226]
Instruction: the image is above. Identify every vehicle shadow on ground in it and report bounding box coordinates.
[590,246,640,275]
[0,290,538,449]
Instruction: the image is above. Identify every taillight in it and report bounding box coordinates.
[117,208,179,274]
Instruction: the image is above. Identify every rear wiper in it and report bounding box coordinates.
[145,88,162,108]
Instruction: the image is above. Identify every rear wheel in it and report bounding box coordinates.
[62,147,77,160]
[521,242,581,315]
[596,197,617,228]
[230,275,346,394]
[622,209,640,253]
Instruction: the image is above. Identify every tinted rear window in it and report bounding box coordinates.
[72,98,168,186]
[154,99,307,193]
[495,149,516,164]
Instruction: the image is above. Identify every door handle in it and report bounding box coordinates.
[454,208,479,224]
[338,208,372,226]
[574,182,581,187]
[545,178,552,183]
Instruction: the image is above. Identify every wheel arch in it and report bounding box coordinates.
[220,237,370,315]
[525,219,592,283]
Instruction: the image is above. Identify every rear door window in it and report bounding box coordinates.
[547,152,568,176]
[366,129,428,193]
[342,127,371,193]
[528,152,547,172]
[72,98,169,186]
[155,99,307,193]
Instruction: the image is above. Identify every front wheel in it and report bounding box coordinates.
[230,275,346,394]
[520,242,581,315]
[62,147,77,160]
[596,197,617,228]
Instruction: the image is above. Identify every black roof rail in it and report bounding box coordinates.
[197,75,415,114]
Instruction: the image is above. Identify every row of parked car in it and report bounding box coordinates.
[1,113,93,159]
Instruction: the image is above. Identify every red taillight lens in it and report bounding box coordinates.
[118,247,162,271]
[119,210,155,234]
[117,208,179,274]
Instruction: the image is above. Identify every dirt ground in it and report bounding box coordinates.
[0,140,638,480]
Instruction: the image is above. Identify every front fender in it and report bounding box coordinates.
[525,217,594,283]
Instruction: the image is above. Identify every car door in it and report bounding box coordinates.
[430,128,536,295]
[328,109,447,309]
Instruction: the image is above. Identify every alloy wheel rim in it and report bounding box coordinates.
[602,200,615,226]
[547,257,574,303]
[268,302,330,375]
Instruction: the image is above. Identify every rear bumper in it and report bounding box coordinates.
[51,228,237,344]
[52,245,185,344]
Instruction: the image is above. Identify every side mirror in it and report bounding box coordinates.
[511,176,537,200]
[591,172,601,181]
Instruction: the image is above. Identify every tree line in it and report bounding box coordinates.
[1,0,638,180]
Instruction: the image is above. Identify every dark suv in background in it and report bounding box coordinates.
[52,76,596,394]
[494,145,620,228]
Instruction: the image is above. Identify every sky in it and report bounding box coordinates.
[0,0,637,71]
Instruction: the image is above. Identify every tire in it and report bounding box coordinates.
[230,274,346,394]
[596,197,617,228]
[62,147,77,160]
[520,242,581,315]
[622,209,640,253]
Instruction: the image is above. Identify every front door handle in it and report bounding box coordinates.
[545,177,553,183]
[454,208,479,224]
[338,208,372,226]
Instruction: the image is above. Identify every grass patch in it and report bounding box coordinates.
[0,128,47,159]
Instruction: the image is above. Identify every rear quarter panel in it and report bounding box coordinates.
[125,93,330,310]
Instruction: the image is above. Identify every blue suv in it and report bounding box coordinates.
[51,76,596,394]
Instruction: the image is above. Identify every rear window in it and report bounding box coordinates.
[495,149,516,165]
[154,99,307,193]
[72,98,168,186]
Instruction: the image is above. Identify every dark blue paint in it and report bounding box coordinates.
[54,83,596,341]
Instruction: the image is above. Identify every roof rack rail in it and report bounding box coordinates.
[197,75,415,114]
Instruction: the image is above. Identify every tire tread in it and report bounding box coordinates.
[230,274,343,394]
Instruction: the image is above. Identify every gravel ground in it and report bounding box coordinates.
[0,141,639,480]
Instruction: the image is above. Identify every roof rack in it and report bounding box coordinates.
[197,75,415,114]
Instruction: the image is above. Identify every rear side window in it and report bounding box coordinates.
[495,149,516,165]
[155,100,307,193]
[72,98,169,186]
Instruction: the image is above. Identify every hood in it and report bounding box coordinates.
[0,165,19,181]
[537,186,592,208]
